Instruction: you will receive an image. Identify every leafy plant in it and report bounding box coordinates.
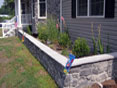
[61,48,69,56]
[48,44,54,49]
[37,23,48,42]
[98,24,104,54]
[72,37,90,57]
[27,26,32,35]
[106,33,110,53]
[91,23,98,54]
[58,32,71,48]
[47,18,59,43]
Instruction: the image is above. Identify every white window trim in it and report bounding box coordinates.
[76,0,105,18]
[38,0,47,19]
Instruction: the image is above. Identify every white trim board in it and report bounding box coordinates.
[38,0,47,19]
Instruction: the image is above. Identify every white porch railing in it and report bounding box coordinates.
[1,23,16,38]
[21,14,32,25]
[0,16,16,38]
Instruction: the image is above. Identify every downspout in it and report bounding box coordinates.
[60,0,62,33]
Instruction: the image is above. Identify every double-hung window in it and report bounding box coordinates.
[76,0,105,17]
[38,0,47,19]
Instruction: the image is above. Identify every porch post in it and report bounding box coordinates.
[17,0,22,28]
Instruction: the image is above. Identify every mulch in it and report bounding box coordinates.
[91,80,117,88]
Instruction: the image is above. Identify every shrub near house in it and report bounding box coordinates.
[27,18,109,58]
[72,37,90,57]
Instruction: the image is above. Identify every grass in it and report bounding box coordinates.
[0,37,58,88]
[0,29,2,37]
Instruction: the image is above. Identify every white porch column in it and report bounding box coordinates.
[17,0,22,28]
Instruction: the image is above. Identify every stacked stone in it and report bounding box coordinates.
[64,60,116,88]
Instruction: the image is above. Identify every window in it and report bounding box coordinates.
[76,0,105,17]
[38,0,47,19]
[77,0,87,16]
[21,3,26,14]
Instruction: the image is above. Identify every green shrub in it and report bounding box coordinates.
[61,48,69,56]
[92,37,98,54]
[0,17,11,22]
[91,23,98,54]
[98,24,104,54]
[72,37,90,57]
[37,23,48,42]
[47,18,59,43]
[58,32,71,48]
[27,26,32,35]
[98,38,104,54]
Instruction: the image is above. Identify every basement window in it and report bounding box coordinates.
[76,0,105,18]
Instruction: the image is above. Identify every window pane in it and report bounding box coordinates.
[40,3,46,17]
[90,0,104,16]
[21,3,25,14]
[77,0,87,16]
[40,0,45,2]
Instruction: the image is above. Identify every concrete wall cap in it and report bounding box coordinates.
[19,30,117,67]
[19,30,68,67]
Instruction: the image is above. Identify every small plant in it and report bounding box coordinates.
[58,32,71,48]
[61,48,69,56]
[47,18,59,43]
[98,24,104,54]
[48,44,55,49]
[106,33,110,53]
[91,23,98,54]
[27,26,32,35]
[72,37,90,57]
[37,23,48,42]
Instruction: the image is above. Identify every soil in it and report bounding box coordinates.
[91,80,117,88]
[38,38,96,58]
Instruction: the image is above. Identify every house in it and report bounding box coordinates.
[15,0,117,52]
[62,0,117,52]
[14,0,60,36]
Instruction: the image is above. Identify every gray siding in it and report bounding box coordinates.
[62,0,117,52]
[31,0,38,34]
[47,0,60,19]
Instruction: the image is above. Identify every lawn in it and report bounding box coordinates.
[0,37,58,88]
[0,29,2,37]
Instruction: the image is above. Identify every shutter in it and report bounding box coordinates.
[105,0,115,18]
[71,0,76,18]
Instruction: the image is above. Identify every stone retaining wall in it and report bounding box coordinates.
[64,60,117,88]
[18,30,117,88]
[18,30,66,88]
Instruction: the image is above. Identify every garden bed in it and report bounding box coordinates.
[18,30,117,88]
